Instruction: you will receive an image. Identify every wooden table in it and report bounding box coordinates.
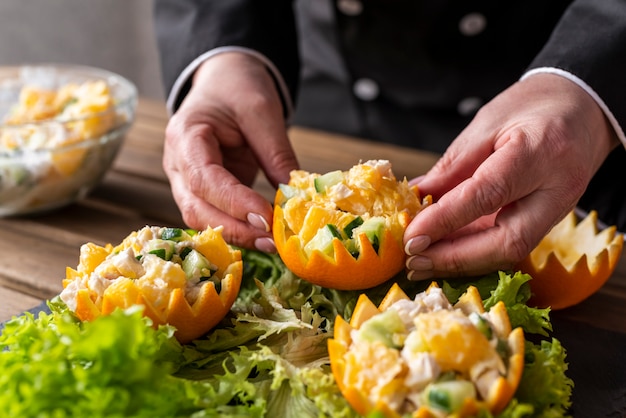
[1,98,625,337]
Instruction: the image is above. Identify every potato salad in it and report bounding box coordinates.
[0,80,121,214]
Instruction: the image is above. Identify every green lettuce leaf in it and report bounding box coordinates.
[441,271,552,336]
[0,306,210,417]
[0,251,573,417]
[439,271,573,417]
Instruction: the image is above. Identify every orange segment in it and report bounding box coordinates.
[77,242,112,273]
[516,210,624,309]
[50,145,88,176]
[101,277,142,315]
[194,225,242,274]
[74,288,100,322]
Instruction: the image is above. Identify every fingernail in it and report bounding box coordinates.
[406,255,433,271]
[254,237,276,253]
[404,235,431,255]
[247,212,270,232]
[407,269,435,281]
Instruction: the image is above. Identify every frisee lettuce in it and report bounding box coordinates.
[0,250,572,417]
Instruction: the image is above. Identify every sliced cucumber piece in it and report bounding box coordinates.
[179,246,193,260]
[279,183,306,199]
[424,380,476,413]
[326,223,344,239]
[353,216,386,252]
[304,224,341,258]
[469,312,493,340]
[313,170,343,193]
[343,216,364,238]
[160,227,189,242]
[344,238,360,258]
[145,239,175,261]
[358,309,406,348]
[182,249,217,283]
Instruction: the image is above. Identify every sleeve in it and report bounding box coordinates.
[525,0,626,146]
[153,0,300,111]
[524,0,626,231]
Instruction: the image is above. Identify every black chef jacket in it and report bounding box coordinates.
[154,0,626,230]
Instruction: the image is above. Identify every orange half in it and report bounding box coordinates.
[516,210,624,310]
[273,160,431,290]
[62,225,242,343]
[328,283,524,417]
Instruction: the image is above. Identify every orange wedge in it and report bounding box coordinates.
[273,160,431,290]
[328,283,525,417]
[60,225,242,343]
[516,210,624,310]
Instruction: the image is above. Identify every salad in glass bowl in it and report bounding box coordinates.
[0,64,137,216]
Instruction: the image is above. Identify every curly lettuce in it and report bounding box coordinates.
[0,249,572,417]
[0,306,206,417]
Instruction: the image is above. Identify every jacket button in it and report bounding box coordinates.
[353,78,379,101]
[459,12,487,36]
[337,0,363,16]
[457,97,483,116]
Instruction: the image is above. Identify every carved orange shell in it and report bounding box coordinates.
[62,226,242,343]
[328,283,525,417]
[516,210,623,309]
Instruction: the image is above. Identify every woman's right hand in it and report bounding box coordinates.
[162,52,299,252]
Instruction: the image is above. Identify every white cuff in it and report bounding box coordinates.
[521,67,626,147]
[166,46,294,119]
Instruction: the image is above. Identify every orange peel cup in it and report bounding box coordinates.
[61,225,242,343]
[327,283,525,417]
[516,210,624,310]
[273,160,431,290]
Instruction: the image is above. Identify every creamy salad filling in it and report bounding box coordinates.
[60,226,222,312]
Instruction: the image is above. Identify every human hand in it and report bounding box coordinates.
[404,73,620,280]
[163,52,298,251]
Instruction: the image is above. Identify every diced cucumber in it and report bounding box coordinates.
[278,183,304,199]
[358,309,406,348]
[343,216,364,237]
[304,224,342,258]
[161,227,188,241]
[326,223,344,239]
[145,239,175,261]
[344,238,360,258]
[352,216,386,252]
[7,165,30,185]
[179,246,193,260]
[277,183,308,206]
[313,170,344,193]
[424,380,477,413]
[469,312,493,340]
[182,249,217,282]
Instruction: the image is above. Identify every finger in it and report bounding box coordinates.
[168,166,275,252]
[405,133,539,246]
[416,123,495,199]
[165,125,275,243]
[407,188,572,279]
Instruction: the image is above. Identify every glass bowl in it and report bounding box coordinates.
[0,64,137,216]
